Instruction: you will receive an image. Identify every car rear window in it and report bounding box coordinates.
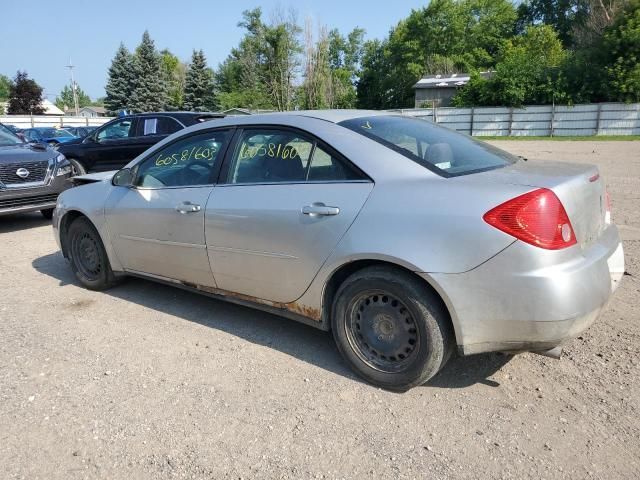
[338,115,518,177]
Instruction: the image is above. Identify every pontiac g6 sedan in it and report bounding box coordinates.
[53,111,625,390]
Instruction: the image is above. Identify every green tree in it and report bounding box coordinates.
[160,49,186,110]
[301,24,332,109]
[327,27,365,108]
[516,0,589,47]
[454,25,567,106]
[0,74,10,101]
[601,0,640,101]
[183,50,217,111]
[0,74,10,114]
[7,71,44,114]
[104,43,135,114]
[129,31,167,112]
[356,0,517,108]
[262,11,302,111]
[216,9,273,110]
[356,39,391,108]
[216,8,301,111]
[55,84,92,112]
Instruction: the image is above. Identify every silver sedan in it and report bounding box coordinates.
[52,111,625,390]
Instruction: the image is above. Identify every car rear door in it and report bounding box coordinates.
[205,127,373,304]
[105,129,232,286]
[126,115,184,158]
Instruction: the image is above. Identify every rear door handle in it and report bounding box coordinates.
[175,202,201,214]
[302,203,340,216]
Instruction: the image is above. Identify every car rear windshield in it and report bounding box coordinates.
[338,115,518,177]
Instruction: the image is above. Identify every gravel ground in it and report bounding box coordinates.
[1,140,639,479]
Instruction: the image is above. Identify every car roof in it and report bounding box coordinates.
[288,109,391,123]
[130,111,224,119]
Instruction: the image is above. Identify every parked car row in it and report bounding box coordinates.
[0,111,223,217]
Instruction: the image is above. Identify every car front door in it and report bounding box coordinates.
[84,117,137,171]
[205,127,373,304]
[105,129,232,286]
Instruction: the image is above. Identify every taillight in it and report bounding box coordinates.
[605,190,612,224]
[483,188,577,250]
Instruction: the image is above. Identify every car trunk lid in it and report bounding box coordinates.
[465,160,606,249]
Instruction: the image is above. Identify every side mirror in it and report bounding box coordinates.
[112,168,134,187]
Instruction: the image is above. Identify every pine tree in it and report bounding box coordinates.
[7,71,44,115]
[104,43,134,114]
[183,50,217,111]
[129,31,167,112]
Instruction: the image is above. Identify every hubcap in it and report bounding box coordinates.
[346,291,420,373]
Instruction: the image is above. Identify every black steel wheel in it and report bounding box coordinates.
[332,265,454,391]
[67,217,119,290]
[346,291,420,373]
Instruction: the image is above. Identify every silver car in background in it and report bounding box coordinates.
[52,110,625,390]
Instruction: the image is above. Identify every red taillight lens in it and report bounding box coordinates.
[483,188,577,250]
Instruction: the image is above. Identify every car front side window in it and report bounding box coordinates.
[134,130,230,188]
[97,119,133,141]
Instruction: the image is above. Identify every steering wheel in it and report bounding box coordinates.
[177,160,212,185]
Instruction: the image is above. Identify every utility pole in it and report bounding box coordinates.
[65,58,79,116]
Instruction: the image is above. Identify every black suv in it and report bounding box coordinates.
[0,124,72,218]
[58,112,224,174]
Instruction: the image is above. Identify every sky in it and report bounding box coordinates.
[0,0,429,101]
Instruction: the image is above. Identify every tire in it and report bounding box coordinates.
[67,217,119,290]
[40,208,54,220]
[332,266,454,391]
[68,158,86,176]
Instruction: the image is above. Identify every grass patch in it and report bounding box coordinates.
[478,135,640,141]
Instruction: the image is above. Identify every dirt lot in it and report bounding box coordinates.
[1,140,639,479]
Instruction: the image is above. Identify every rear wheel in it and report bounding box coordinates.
[332,266,454,391]
[40,208,54,220]
[68,158,86,176]
[67,217,119,290]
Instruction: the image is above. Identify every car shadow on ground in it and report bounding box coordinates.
[0,212,51,233]
[33,251,512,391]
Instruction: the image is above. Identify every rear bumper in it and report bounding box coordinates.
[427,224,625,355]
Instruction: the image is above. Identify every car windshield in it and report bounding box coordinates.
[38,128,74,138]
[339,115,518,177]
[0,124,22,146]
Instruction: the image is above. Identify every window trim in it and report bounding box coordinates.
[217,124,372,186]
[130,127,235,190]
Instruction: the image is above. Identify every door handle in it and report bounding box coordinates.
[175,202,201,214]
[302,203,340,216]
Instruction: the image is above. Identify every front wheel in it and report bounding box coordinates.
[68,158,86,176]
[67,217,119,290]
[332,266,454,391]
